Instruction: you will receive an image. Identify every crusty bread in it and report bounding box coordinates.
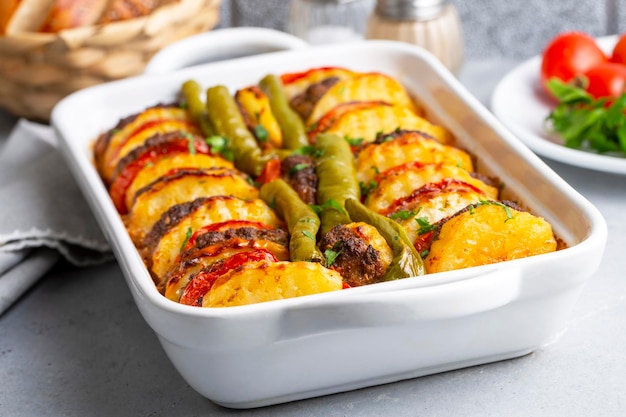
[37,0,174,33]
[0,0,21,34]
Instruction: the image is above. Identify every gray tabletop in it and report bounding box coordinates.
[2,60,626,417]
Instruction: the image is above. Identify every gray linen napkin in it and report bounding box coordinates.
[0,119,112,315]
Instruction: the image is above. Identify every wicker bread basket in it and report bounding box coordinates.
[0,0,221,121]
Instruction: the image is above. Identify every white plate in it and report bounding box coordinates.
[491,35,626,175]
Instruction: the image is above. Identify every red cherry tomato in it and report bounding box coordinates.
[584,62,626,99]
[610,33,626,64]
[541,31,607,93]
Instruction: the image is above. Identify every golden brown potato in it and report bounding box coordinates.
[425,202,557,273]
[321,104,453,145]
[97,106,190,180]
[148,197,284,280]
[105,119,200,180]
[384,181,488,245]
[366,162,499,213]
[280,67,356,100]
[235,86,283,148]
[307,73,418,125]
[205,261,344,307]
[125,168,259,243]
[163,244,286,302]
[355,130,473,183]
[124,154,234,211]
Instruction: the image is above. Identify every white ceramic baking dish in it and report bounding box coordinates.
[51,30,607,409]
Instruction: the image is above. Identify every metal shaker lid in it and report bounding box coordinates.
[375,0,446,21]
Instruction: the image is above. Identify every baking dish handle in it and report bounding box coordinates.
[144,27,309,75]
[277,268,522,341]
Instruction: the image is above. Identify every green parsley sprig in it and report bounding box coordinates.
[545,79,626,154]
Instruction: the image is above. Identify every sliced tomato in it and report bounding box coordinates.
[179,249,278,306]
[109,137,210,214]
[413,230,436,254]
[256,158,281,185]
[280,66,350,85]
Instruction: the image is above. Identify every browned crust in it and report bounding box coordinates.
[319,224,387,287]
[280,154,318,205]
[111,130,201,180]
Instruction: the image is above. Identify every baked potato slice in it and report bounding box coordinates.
[356,130,473,183]
[103,119,200,181]
[280,66,356,99]
[125,168,259,244]
[164,246,282,303]
[307,101,389,142]
[307,73,419,125]
[97,106,190,182]
[124,154,234,212]
[320,104,453,145]
[424,202,557,273]
[235,86,283,148]
[147,196,284,280]
[366,162,499,213]
[382,180,488,245]
[204,260,344,307]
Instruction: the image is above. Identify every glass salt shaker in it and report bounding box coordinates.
[288,0,376,45]
[366,0,464,74]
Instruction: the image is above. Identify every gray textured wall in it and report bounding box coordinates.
[217,0,623,59]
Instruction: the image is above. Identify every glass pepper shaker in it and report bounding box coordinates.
[366,0,464,74]
[288,0,376,45]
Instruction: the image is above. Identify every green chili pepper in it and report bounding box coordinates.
[205,85,274,176]
[345,198,424,280]
[259,74,309,150]
[314,133,361,235]
[260,179,324,263]
[181,80,215,137]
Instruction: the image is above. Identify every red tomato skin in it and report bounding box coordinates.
[584,62,626,99]
[610,34,626,64]
[541,31,607,93]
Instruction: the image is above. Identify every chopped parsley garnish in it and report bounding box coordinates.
[382,135,394,142]
[254,124,269,142]
[325,248,342,267]
[371,166,380,175]
[310,199,347,216]
[390,209,416,221]
[302,230,315,240]
[359,180,378,196]
[179,131,196,155]
[477,200,514,221]
[205,135,234,161]
[344,136,364,146]
[420,249,429,258]
[179,227,193,252]
[293,145,324,158]
[289,163,309,175]
[415,217,436,234]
